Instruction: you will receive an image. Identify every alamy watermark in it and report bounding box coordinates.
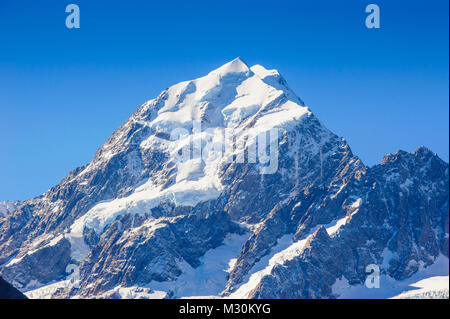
[365,4,380,29]
[64,4,380,30]
[65,4,80,29]
[365,264,380,288]
[169,120,279,174]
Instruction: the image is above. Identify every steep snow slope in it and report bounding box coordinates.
[391,275,449,299]
[332,255,449,299]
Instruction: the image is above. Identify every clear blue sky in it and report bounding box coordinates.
[0,0,448,201]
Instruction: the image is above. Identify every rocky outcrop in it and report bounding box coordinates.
[245,147,449,298]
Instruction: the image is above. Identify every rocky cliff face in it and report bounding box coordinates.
[236,147,449,298]
[0,58,448,299]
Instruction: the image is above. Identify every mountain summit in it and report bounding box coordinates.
[0,59,448,299]
[211,57,250,75]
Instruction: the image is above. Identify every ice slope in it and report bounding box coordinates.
[332,255,449,299]
[391,276,449,299]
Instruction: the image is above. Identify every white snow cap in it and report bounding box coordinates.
[210,57,250,76]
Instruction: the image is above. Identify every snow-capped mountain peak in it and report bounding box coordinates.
[0,58,447,300]
[210,57,250,76]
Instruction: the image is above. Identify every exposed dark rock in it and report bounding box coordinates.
[0,276,27,299]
